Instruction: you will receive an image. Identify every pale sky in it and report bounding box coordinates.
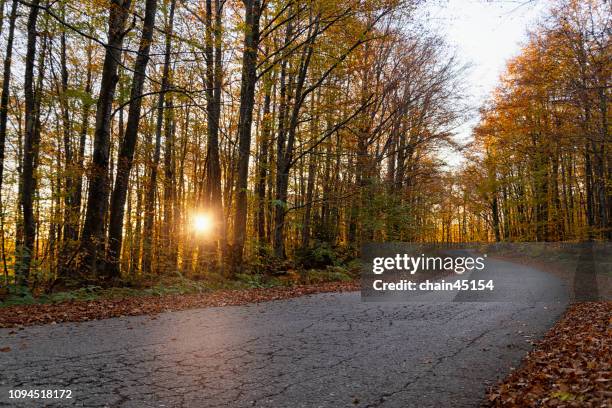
[418,0,550,167]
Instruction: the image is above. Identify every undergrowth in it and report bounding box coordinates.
[0,264,359,307]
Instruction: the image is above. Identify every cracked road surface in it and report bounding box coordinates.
[1,258,568,407]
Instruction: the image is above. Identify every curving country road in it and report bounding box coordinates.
[0,258,568,407]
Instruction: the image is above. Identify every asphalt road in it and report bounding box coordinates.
[0,258,568,408]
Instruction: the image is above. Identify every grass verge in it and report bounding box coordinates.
[0,268,359,328]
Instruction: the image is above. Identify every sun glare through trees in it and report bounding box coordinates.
[0,0,609,406]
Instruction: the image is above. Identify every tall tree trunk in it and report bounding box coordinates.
[0,0,17,280]
[231,0,263,271]
[0,0,18,202]
[272,24,291,258]
[161,0,178,269]
[491,196,501,242]
[142,117,163,274]
[131,168,143,275]
[301,94,319,248]
[162,95,176,268]
[59,23,77,245]
[140,1,175,275]
[17,0,41,284]
[585,144,595,240]
[73,41,94,239]
[202,0,224,268]
[320,137,332,241]
[599,87,611,239]
[0,0,5,35]
[108,0,158,278]
[255,76,272,247]
[551,140,562,240]
[80,0,133,277]
[273,17,320,259]
[301,148,317,248]
[156,0,178,267]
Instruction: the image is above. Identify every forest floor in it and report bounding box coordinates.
[0,280,358,328]
[488,301,611,407]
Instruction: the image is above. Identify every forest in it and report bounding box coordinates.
[0,0,608,291]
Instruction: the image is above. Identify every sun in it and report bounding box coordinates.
[193,213,213,234]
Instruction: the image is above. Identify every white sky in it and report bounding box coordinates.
[418,0,550,167]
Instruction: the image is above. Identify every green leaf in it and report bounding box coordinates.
[65,88,96,105]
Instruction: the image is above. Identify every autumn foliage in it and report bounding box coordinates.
[455,0,610,243]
